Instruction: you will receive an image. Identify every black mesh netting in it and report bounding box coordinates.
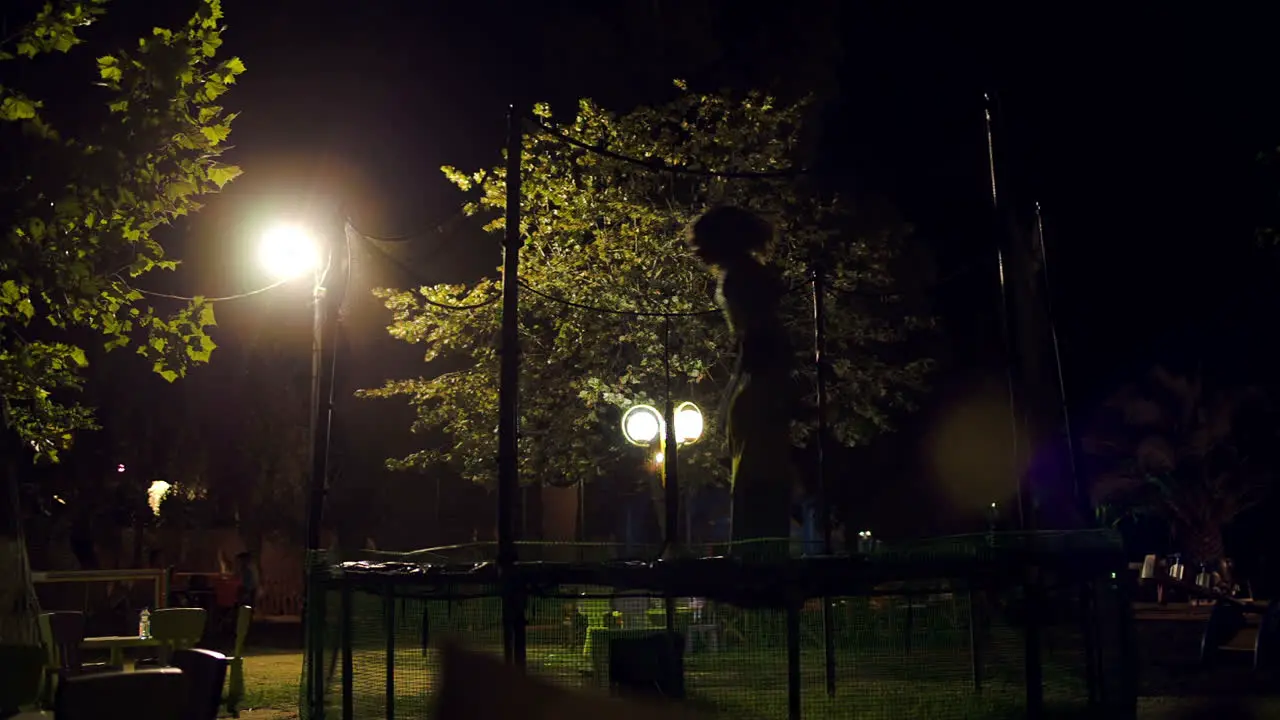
[300,532,1137,720]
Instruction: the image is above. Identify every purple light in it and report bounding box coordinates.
[117,464,126,473]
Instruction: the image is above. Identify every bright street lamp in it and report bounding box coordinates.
[621,400,704,550]
[621,402,703,448]
[259,223,323,281]
[622,405,663,446]
[674,401,704,445]
[255,220,342,558]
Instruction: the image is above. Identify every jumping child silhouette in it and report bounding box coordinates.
[687,206,795,559]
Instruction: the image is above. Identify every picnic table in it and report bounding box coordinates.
[81,635,162,666]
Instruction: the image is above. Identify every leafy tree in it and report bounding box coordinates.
[0,0,243,643]
[362,84,933,527]
[1084,365,1274,568]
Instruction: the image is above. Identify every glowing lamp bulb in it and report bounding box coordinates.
[259,223,321,280]
[674,402,704,444]
[621,405,663,446]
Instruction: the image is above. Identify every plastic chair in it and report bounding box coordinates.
[137,608,207,666]
[172,648,229,720]
[0,644,44,718]
[55,668,184,720]
[225,605,252,717]
[37,612,120,707]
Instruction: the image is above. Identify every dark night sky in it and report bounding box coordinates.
[190,2,1280,391]
[15,2,1280,541]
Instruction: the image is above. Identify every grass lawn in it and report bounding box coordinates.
[236,646,1280,719]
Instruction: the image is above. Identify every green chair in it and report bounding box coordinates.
[225,605,252,717]
[138,608,207,666]
[0,644,44,718]
[37,611,120,707]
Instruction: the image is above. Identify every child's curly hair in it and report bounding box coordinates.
[686,206,774,263]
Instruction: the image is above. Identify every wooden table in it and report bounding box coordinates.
[81,636,162,666]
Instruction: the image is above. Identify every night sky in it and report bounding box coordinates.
[18,2,1280,545]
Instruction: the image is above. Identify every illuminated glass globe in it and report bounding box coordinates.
[674,402,704,445]
[621,404,663,446]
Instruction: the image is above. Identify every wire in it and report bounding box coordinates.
[518,279,720,317]
[121,276,293,303]
[527,116,809,180]
[351,228,499,310]
[347,170,491,243]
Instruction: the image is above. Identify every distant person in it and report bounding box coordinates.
[235,551,259,608]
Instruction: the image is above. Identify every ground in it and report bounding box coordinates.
[232,649,1280,719]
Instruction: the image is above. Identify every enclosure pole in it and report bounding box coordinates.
[968,586,983,692]
[811,262,831,555]
[983,93,1026,529]
[340,582,353,720]
[384,584,395,720]
[985,90,1044,720]
[786,594,802,720]
[812,262,838,698]
[497,101,526,668]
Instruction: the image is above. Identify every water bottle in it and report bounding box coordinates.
[139,607,151,638]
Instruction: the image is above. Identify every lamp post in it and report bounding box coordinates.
[621,401,704,548]
[258,220,341,720]
[258,222,334,556]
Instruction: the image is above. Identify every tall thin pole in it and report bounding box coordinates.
[662,316,680,553]
[812,263,831,556]
[812,262,837,698]
[985,91,1044,720]
[1033,203,1084,517]
[498,102,526,668]
[1037,203,1103,706]
[305,283,327,556]
[304,227,342,720]
[984,94,1027,530]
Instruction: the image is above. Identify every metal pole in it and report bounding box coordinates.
[498,102,526,669]
[384,584,395,720]
[305,282,327,554]
[985,91,1043,720]
[662,317,680,553]
[1033,203,1085,519]
[786,595,802,720]
[812,263,837,698]
[340,582,353,720]
[303,249,332,720]
[812,263,831,556]
[984,94,1025,527]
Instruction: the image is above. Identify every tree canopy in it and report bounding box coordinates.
[1,0,244,460]
[362,83,933,491]
[1083,365,1274,565]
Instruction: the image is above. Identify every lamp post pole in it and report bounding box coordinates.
[304,278,329,556]
[302,224,344,720]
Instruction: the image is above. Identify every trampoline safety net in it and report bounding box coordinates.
[301,532,1137,720]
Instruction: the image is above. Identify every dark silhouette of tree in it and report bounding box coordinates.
[1084,365,1273,567]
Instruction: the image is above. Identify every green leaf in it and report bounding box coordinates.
[199,123,231,144]
[207,164,241,188]
[0,95,38,121]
